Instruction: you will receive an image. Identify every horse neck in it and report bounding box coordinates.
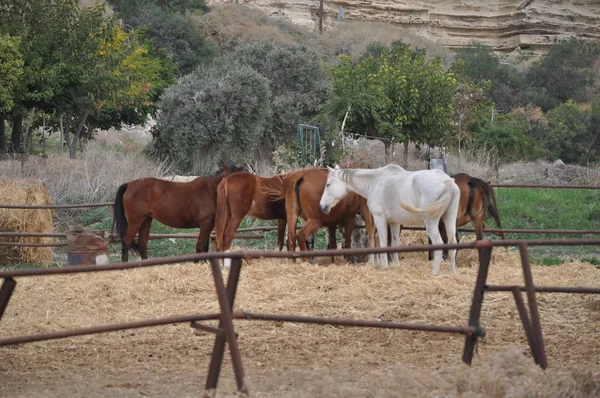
[341,168,380,197]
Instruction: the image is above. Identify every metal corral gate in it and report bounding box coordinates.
[1,239,599,395]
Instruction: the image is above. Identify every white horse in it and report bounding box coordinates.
[319,164,461,274]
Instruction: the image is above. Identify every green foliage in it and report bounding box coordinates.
[149,42,330,170]
[109,0,215,75]
[525,38,600,107]
[0,0,175,157]
[0,34,24,113]
[147,62,271,170]
[544,101,596,165]
[468,108,534,164]
[329,42,456,150]
[227,42,331,148]
[454,42,524,113]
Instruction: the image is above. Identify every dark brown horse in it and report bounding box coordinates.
[272,168,365,263]
[429,172,505,260]
[113,164,244,262]
[214,172,288,259]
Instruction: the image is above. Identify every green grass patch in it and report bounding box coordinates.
[495,187,600,263]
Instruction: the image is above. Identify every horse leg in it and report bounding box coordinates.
[136,217,153,260]
[373,216,389,268]
[424,217,445,275]
[276,218,286,252]
[327,225,337,264]
[297,219,321,264]
[197,219,215,261]
[442,216,458,274]
[122,216,147,262]
[342,216,358,263]
[389,223,401,264]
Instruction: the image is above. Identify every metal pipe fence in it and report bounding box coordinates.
[1,239,599,395]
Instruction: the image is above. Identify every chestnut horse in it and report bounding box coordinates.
[429,172,505,260]
[214,172,288,264]
[113,164,243,262]
[271,168,366,263]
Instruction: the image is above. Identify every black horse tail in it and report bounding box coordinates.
[470,177,505,239]
[113,183,129,243]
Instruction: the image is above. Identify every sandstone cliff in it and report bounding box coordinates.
[208,0,600,53]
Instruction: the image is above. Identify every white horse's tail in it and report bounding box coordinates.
[400,179,456,220]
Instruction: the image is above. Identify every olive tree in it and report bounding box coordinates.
[147,62,271,171]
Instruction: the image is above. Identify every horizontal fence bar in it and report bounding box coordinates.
[233,312,480,335]
[486,285,600,294]
[0,203,113,209]
[0,313,221,346]
[0,184,597,211]
[0,242,66,247]
[491,183,600,189]
[402,227,600,235]
[2,238,600,278]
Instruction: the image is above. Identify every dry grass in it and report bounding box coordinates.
[1,242,598,396]
[0,179,54,265]
[0,132,171,205]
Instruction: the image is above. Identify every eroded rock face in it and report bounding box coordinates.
[208,0,600,53]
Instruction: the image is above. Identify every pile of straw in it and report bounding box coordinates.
[0,178,54,266]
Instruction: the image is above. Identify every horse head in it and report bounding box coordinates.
[214,162,244,177]
[319,166,350,214]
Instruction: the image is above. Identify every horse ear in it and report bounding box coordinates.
[334,164,340,169]
[327,166,335,172]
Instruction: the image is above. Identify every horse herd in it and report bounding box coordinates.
[112,163,504,274]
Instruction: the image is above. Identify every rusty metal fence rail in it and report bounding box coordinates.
[1,239,599,395]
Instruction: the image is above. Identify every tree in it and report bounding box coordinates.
[0,0,175,158]
[525,38,600,107]
[329,43,456,165]
[108,0,215,75]
[454,42,524,114]
[0,34,24,152]
[446,61,491,161]
[147,63,271,171]
[545,101,594,165]
[225,42,331,157]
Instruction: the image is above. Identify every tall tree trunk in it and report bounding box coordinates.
[11,114,23,152]
[63,115,71,155]
[0,113,6,153]
[69,110,90,159]
[403,141,409,168]
[382,139,392,163]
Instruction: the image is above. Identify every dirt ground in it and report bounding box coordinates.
[1,244,599,397]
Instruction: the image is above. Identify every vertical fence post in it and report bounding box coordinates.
[518,242,547,369]
[511,287,537,361]
[0,277,17,321]
[462,245,492,365]
[205,258,247,394]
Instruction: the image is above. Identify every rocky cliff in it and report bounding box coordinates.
[208,0,600,53]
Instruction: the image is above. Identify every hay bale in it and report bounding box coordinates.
[0,179,54,266]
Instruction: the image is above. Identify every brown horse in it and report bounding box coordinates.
[429,172,505,260]
[272,168,365,263]
[214,172,288,259]
[113,164,244,262]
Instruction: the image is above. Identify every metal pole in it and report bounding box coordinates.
[0,277,17,322]
[205,258,246,393]
[518,242,548,369]
[511,287,537,363]
[462,245,492,365]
